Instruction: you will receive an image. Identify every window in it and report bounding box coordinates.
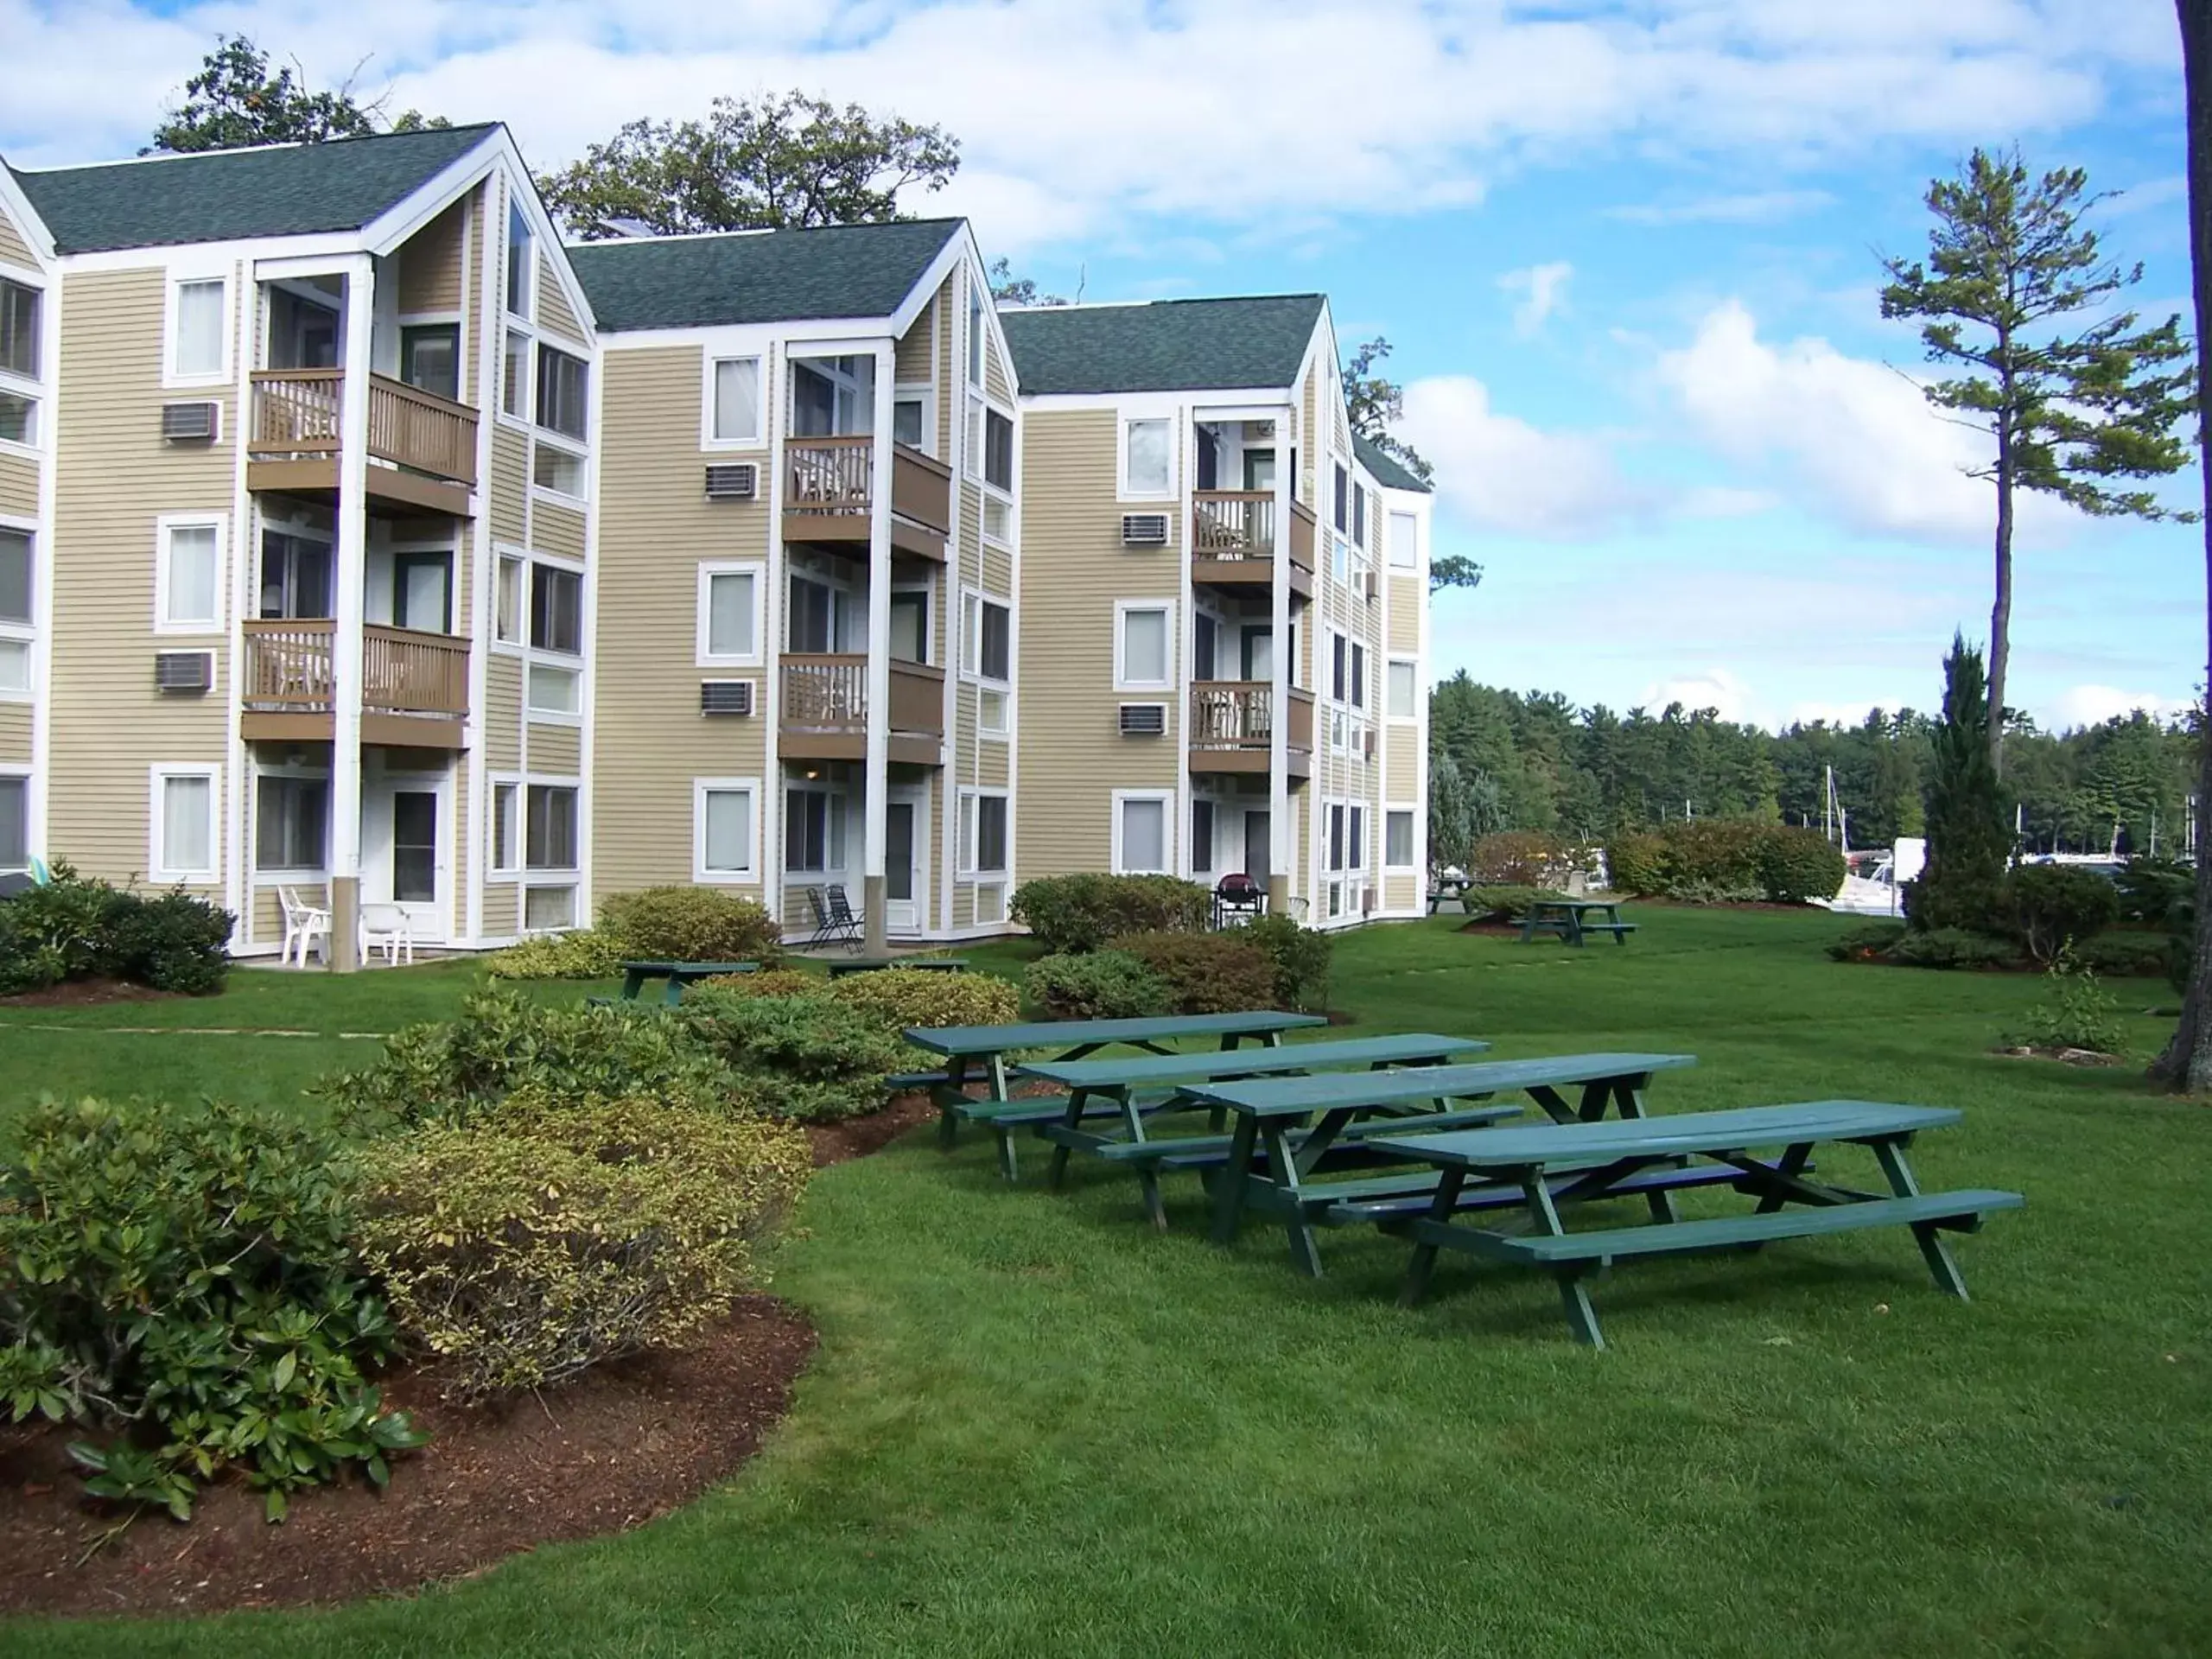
[171,279,226,380]
[1332,532,1350,586]
[525,784,577,869]
[1330,632,1346,702]
[494,554,524,644]
[0,773,25,872]
[1386,810,1415,869]
[0,278,36,380]
[392,550,452,634]
[502,331,530,418]
[787,573,851,654]
[536,346,588,442]
[0,527,30,695]
[983,409,1014,492]
[710,356,762,444]
[961,791,1007,874]
[1353,482,1368,548]
[697,564,761,664]
[1116,602,1171,690]
[982,493,1011,543]
[531,563,582,654]
[490,782,518,874]
[785,787,846,873]
[256,775,328,872]
[893,394,925,448]
[890,589,929,665]
[969,285,985,385]
[980,688,1008,735]
[1387,659,1417,719]
[0,390,31,447]
[152,767,217,880]
[524,886,577,930]
[1114,793,1169,874]
[527,664,581,716]
[1348,805,1368,872]
[965,594,1010,682]
[1350,641,1368,710]
[1327,803,1346,873]
[1123,417,1171,497]
[159,519,222,632]
[1389,509,1419,570]
[258,529,331,620]
[506,201,534,318]
[695,780,759,881]
[1191,798,1214,874]
[1332,463,1349,532]
[397,324,459,403]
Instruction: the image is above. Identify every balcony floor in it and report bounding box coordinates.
[247,458,473,518]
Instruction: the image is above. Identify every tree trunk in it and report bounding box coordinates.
[1987,412,2014,779]
[2152,0,2212,1094]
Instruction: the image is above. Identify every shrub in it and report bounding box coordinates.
[1112,931,1277,1014]
[1826,922,1908,963]
[1604,832,1668,897]
[597,886,783,966]
[2072,930,2176,979]
[0,867,231,997]
[485,928,625,981]
[829,967,1020,1032]
[695,968,823,1001]
[1758,829,1847,906]
[354,1094,810,1403]
[1883,927,2014,970]
[2115,857,2193,928]
[1603,822,1841,906]
[677,987,907,1122]
[1461,886,1572,923]
[1468,831,1565,887]
[1026,950,1172,1020]
[1662,819,1771,893]
[2004,863,2120,966]
[2018,950,2125,1055]
[1240,913,1332,1012]
[0,1096,423,1521]
[1666,877,1770,906]
[1010,874,1211,954]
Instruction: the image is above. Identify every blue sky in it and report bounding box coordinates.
[0,0,2196,730]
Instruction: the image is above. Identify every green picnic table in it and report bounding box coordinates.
[1186,1052,1698,1276]
[825,957,969,980]
[613,960,757,1006]
[1017,1033,1491,1229]
[1520,898,1635,946]
[1370,1101,2024,1349]
[1427,874,1475,915]
[905,1011,1329,1181]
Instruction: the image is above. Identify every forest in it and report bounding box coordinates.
[1428,672,2197,856]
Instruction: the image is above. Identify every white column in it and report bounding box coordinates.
[1268,411,1294,912]
[861,341,896,953]
[327,254,374,970]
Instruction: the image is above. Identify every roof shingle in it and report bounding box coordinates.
[999,296,1325,396]
[11,124,501,255]
[1354,434,1433,494]
[569,219,963,332]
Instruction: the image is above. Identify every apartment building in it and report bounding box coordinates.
[999,298,1432,928]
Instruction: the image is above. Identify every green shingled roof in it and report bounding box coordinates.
[1354,434,1433,494]
[11,124,502,255]
[569,219,963,332]
[999,295,1324,396]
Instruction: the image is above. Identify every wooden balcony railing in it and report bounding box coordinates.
[785,436,874,516]
[1193,492,1274,558]
[1191,680,1273,748]
[888,659,946,734]
[1287,500,1318,574]
[781,653,946,737]
[242,620,470,717]
[248,370,478,486]
[892,443,952,534]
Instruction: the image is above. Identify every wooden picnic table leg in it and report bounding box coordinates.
[1869,1135,1972,1300]
[620,968,646,1001]
[1047,1085,1091,1191]
[1208,1110,1262,1246]
[1526,1084,1575,1126]
[1399,1166,1468,1306]
[1519,1174,1606,1349]
[1116,1087,1171,1230]
[663,975,689,1007]
[936,1053,971,1152]
[1752,1141,1815,1214]
[988,1052,1024,1183]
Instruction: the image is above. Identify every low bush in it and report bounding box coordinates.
[1883,926,2015,970]
[0,1096,424,1522]
[829,967,1020,1032]
[2073,929,2183,980]
[1467,831,1565,887]
[1603,820,1841,906]
[2017,950,2126,1055]
[0,866,231,997]
[695,968,823,1001]
[2005,863,2120,966]
[354,1094,810,1403]
[1026,950,1172,1020]
[677,987,907,1122]
[1460,885,1572,923]
[1758,829,1848,906]
[1239,913,1332,1013]
[1826,922,1908,963]
[598,886,783,966]
[1010,874,1211,954]
[484,928,624,981]
[1604,832,1668,897]
[2115,857,2193,928]
[1665,877,1770,906]
[1111,931,1277,1014]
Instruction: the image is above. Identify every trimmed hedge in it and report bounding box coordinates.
[1238,913,1332,1013]
[1468,831,1566,887]
[1111,931,1277,1014]
[0,865,232,996]
[1603,820,1843,906]
[677,987,907,1122]
[598,886,783,965]
[828,967,1020,1031]
[1461,885,1572,923]
[484,927,625,981]
[1026,950,1172,1020]
[1010,874,1211,954]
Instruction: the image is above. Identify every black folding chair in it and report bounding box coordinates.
[803,883,863,951]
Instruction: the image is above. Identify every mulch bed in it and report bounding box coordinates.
[0,978,178,1007]
[0,1093,944,1620]
[1994,1045,2126,1068]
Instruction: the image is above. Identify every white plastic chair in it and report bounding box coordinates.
[277,885,332,967]
[359,903,416,967]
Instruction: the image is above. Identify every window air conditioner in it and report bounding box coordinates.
[700,679,756,715]
[1362,728,1378,760]
[154,650,213,694]
[1118,702,1167,736]
[161,401,221,443]
[1121,512,1170,547]
[704,463,758,501]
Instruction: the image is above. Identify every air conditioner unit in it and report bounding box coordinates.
[1117,702,1167,736]
[1362,728,1378,760]
[153,650,213,694]
[699,679,755,716]
[1362,889,1378,916]
[1363,570,1380,602]
[161,401,220,443]
[704,462,758,501]
[1121,512,1170,547]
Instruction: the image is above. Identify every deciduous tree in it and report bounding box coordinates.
[148,35,444,154]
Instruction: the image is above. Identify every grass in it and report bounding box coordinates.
[5,909,2210,1657]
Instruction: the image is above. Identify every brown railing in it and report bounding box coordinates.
[888,659,945,735]
[892,443,951,533]
[242,620,469,717]
[1193,491,1274,558]
[1191,680,1272,748]
[781,653,946,737]
[248,371,478,486]
[785,436,873,515]
[1287,500,1318,573]
[1287,687,1315,752]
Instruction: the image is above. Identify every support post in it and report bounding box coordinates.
[327,254,375,972]
[861,342,895,956]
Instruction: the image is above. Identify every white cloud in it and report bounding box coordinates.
[1642,668,1760,722]
[1497,261,1573,336]
[1397,374,1649,540]
[2050,684,2195,729]
[1606,190,1834,226]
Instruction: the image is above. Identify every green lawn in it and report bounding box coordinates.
[6,911,2209,1657]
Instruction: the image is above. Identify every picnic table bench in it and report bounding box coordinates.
[1520,898,1635,946]
[1018,1033,1492,1229]
[825,957,969,980]
[1186,1052,1699,1275]
[904,1011,1328,1180]
[1370,1101,2023,1349]
[1427,874,1476,915]
[603,960,757,1007]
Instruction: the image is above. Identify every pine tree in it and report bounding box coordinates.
[1909,639,2012,933]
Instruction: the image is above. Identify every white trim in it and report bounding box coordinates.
[162,270,232,388]
[696,560,768,667]
[701,350,767,450]
[0,760,31,874]
[153,512,228,635]
[486,775,521,880]
[957,785,1010,879]
[692,776,764,884]
[1110,788,1174,876]
[0,512,35,701]
[1020,385,1288,415]
[1117,410,1177,499]
[149,762,223,883]
[1384,804,1419,871]
[1385,655,1420,721]
[1114,597,1174,692]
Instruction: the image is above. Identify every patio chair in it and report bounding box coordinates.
[359,902,416,968]
[277,884,333,966]
[804,884,865,951]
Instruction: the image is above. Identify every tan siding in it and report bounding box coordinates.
[0,204,33,268]
[535,501,585,561]
[984,332,1010,406]
[485,657,523,769]
[0,454,35,516]
[593,346,771,895]
[1015,409,1178,879]
[481,881,518,939]
[490,427,527,543]
[449,766,472,928]
[537,255,584,346]
[982,543,1012,597]
[1385,873,1418,912]
[1388,745,1417,801]
[1388,579,1419,649]
[953,883,976,931]
[0,703,29,763]
[894,299,934,383]
[48,267,236,887]
[529,721,582,774]
[396,200,466,315]
[975,740,1008,790]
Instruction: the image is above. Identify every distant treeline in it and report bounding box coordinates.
[1429,672,2196,855]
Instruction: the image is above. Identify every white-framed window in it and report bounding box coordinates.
[959,788,1008,876]
[693,778,760,883]
[150,764,219,882]
[964,395,984,481]
[525,782,578,870]
[523,556,585,717]
[1332,532,1351,587]
[527,663,582,716]
[982,406,1014,493]
[489,779,519,876]
[696,562,764,665]
[0,275,41,448]
[785,785,847,873]
[1387,658,1418,720]
[505,200,535,320]
[524,885,578,931]
[982,493,1012,544]
[0,768,28,873]
[969,283,985,386]
[893,387,928,450]
[156,514,225,633]
[255,772,329,874]
[706,354,763,447]
[0,524,32,696]
[493,551,525,645]
[979,688,1009,736]
[167,276,229,385]
[1121,416,1173,498]
[532,440,588,499]
[1116,600,1173,691]
[1388,509,1419,570]
[1353,481,1368,548]
[1386,807,1416,870]
[1191,797,1215,874]
[1349,804,1369,874]
[1112,790,1171,875]
[963,591,1011,683]
[1349,640,1368,711]
[501,330,531,420]
[1332,461,1349,532]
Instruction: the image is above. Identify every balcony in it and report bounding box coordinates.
[779,654,946,766]
[782,437,951,562]
[247,371,479,517]
[1190,493,1315,601]
[1188,682,1313,779]
[239,620,470,747]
